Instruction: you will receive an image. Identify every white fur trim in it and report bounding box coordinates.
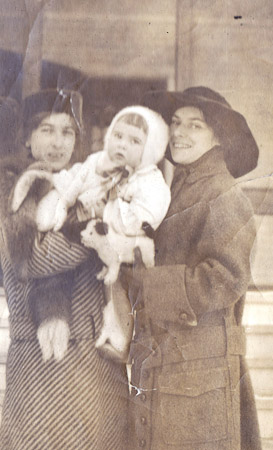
[104,105,169,168]
[11,169,53,213]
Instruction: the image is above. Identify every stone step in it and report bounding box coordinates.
[255,396,273,440]
[0,391,4,426]
[244,290,273,323]
[247,359,273,397]
[0,289,8,330]
[0,327,9,364]
[250,215,273,288]
[245,325,273,360]
[262,439,273,450]
[0,364,5,392]
[0,391,4,408]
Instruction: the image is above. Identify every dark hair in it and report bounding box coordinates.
[117,113,148,135]
[23,112,51,144]
[24,111,78,141]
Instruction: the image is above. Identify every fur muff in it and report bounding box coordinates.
[0,155,52,278]
[0,155,74,361]
[10,161,54,214]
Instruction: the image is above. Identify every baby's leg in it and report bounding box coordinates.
[96,280,134,362]
[36,189,61,232]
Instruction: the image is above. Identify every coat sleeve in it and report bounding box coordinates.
[1,195,91,280]
[26,230,91,278]
[141,186,256,327]
[0,160,92,280]
[103,169,171,235]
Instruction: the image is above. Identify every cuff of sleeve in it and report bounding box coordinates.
[142,265,197,327]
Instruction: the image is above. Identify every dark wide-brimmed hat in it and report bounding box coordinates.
[142,86,259,178]
[22,88,83,131]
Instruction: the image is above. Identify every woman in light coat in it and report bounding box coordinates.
[123,86,261,450]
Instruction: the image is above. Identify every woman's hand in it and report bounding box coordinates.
[120,247,146,308]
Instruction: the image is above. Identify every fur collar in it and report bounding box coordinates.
[0,154,51,279]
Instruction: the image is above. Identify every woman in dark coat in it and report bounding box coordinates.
[0,89,128,449]
[123,87,262,450]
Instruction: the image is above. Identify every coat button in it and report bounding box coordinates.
[179,312,188,321]
[140,416,147,425]
[139,439,146,447]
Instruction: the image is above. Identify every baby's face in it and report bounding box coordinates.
[107,120,147,169]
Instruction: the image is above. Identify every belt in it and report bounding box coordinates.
[9,315,96,341]
[130,324,246,369]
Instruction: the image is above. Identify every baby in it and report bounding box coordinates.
[81,106,171,361]
[12,105,171,362]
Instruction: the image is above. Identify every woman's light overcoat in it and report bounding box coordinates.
[129,147,261,450]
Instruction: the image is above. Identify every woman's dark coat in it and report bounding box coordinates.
[129,147,261,450]
[0,155,129,449]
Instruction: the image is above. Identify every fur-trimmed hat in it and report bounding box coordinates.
[103,105,169,169]
[142,87,259,178]
[22,88,83,131]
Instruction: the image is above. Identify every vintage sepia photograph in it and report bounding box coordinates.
[0,0,272,448]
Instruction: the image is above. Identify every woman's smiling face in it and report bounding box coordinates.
[169,106,219,165]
